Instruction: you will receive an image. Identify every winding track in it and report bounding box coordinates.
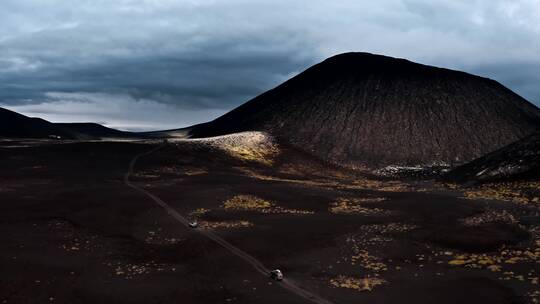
[124,143,335,304]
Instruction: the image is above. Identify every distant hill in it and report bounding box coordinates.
[55,123,132,139]
[444,132,540,183]
[189,52,540,169]
[0,107,73,139]
[0,107,134,139]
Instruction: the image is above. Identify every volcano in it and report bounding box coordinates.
[189,52,540,169]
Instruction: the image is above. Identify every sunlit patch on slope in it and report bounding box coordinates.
[177,131,279,165]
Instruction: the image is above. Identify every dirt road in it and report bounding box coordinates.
[124,143,335,304]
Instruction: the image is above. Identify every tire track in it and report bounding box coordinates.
[124,143,335,304]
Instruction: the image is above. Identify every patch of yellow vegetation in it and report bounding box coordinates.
[349,179,408,192]
[487,265,502,272]
[451,181,540,206]
[223,145,278,165]
[330,275,386,291]
[199,220,253,230]
[329,197,389,215]
[351,250,388,272]
[464,188,529,204]
[278,163,350,179]
[238,168,411,193]
[189,208,211,217]
[448,259,470,266]
[222,195,314,215]
[223,195,273,210]
[442,242,540,283]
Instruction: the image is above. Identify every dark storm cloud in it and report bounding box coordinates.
[1,0,539,130]
[0,9,316,110]
[0,46,312,109]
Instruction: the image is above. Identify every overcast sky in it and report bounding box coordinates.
[1,0,539,131]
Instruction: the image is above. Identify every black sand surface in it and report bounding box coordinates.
[1,139,539,303]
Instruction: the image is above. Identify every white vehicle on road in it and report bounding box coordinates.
[270,269,283,281]
[188,220,198,228]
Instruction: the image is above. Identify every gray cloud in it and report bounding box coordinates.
[1,0,539,130]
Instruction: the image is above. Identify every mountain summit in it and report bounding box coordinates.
[190,52,540,169]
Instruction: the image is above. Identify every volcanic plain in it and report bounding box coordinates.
[1,133,539,304]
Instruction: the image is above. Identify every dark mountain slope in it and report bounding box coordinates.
[55,123,135,139]
[444,132,540,182]
[0,107,134,139]
[0,107,74,139]
[189,52,540,169]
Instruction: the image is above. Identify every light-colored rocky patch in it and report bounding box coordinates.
[528,290,540,304]
[134,172,161,179]
[145,230,183,245]
[184,168,208,176]
[460,210,517,227]
[106,261,169,279]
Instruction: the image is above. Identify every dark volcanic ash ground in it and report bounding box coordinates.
[1,135,539,304]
